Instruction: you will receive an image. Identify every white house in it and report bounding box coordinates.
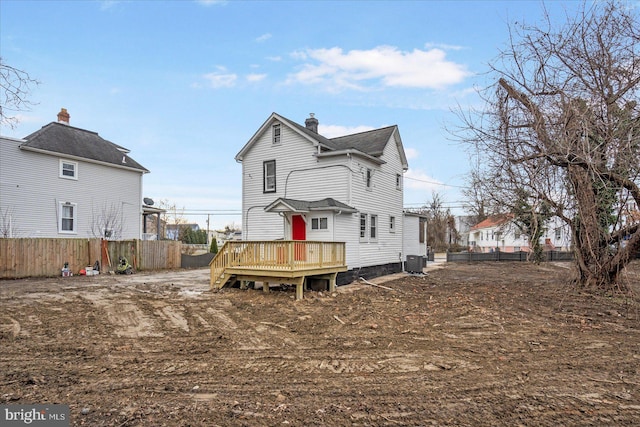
[468,214,571,253]
[235,112,422,284]
[0,108,150,239]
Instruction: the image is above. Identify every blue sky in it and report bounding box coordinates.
[1,0,585,230]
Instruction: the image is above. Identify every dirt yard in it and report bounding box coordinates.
[1,261,639,426]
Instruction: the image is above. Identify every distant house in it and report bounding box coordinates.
[0,108,151,239]
[235,112,425,282]
[166,223,200,241]
[468,214,571,253]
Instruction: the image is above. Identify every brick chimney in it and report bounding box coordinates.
[305,113,318,133]
[57,108,70,124]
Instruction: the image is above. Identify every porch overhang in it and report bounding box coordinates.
[264,197,357,214]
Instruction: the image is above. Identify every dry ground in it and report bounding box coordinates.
[1,261,640,426]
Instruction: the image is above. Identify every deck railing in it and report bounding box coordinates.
[210,240,346,287]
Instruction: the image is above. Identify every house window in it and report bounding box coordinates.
[263,160,276,193]
[359,213,367,241]
[366,168,372,189]
[370,214,378,240]
[59,159,78,180]
[272,124,281,144]
[396,174,402,190]
[514,230,521,240]
[312,217,328,230]
[389,216,396,233]
[59,202,77,233]
[555,228,562,240]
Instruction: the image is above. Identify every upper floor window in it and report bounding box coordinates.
[263,160,276,193]
[60,159,78,180]
[312,217,328,230]
[389,216,396,233]
[555,228,562,240]
[366,168,372,189]
[396,174,402,190]
[272,124,281,144]
[59,202,77,233]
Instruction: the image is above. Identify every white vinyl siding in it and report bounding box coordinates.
[349,133,405,268]
[0,136,144,239]
[239,117,407,269]
[241,121,349,240]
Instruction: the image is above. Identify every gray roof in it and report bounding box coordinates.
[328,126,397,156]
[265,197,358,213]
[21,122,149,173]
[236,113,408,170]
[279,115,397,157]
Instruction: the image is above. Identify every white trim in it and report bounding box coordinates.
[58,201,78,234]
[59,159,78,180]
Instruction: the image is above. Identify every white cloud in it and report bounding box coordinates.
[256,33,272,43]
[246,73,267,82]
[266,56,282,62]
[202,66,237,88]
[424,42,466,51]
[287,45,470,92]
[404,147,419,160]
[319,124,375,138]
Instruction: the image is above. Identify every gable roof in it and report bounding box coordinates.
[20,122,149,173]
[235,113,409,170]
[470,214,514,231]
[265,197,358,214]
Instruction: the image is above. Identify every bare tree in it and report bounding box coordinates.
[157,199,187,240]
[0,207,20,238]
[454,1,640,292]
[0,58,39,128]
[410,192,458,252]
[91,203,124,240]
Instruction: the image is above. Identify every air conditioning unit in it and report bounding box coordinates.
[405,255,424,273]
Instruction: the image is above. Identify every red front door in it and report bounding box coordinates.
[292,215,306,261]
[292,215,306,240]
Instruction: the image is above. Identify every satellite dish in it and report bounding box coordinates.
[143,198,154,206]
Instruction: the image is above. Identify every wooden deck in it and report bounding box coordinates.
[209,240,347,300]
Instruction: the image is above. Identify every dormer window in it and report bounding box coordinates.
[272,124,281,144]
[59,159,78,180]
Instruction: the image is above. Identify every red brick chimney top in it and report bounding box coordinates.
[57,108,70,124]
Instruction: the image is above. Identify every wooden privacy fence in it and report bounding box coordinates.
[0,238,181,279]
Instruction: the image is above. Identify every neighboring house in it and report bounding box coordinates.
[166,223,200,240]
[468,214,571,253]
[235,112,421,282]
[0,108,149,239]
